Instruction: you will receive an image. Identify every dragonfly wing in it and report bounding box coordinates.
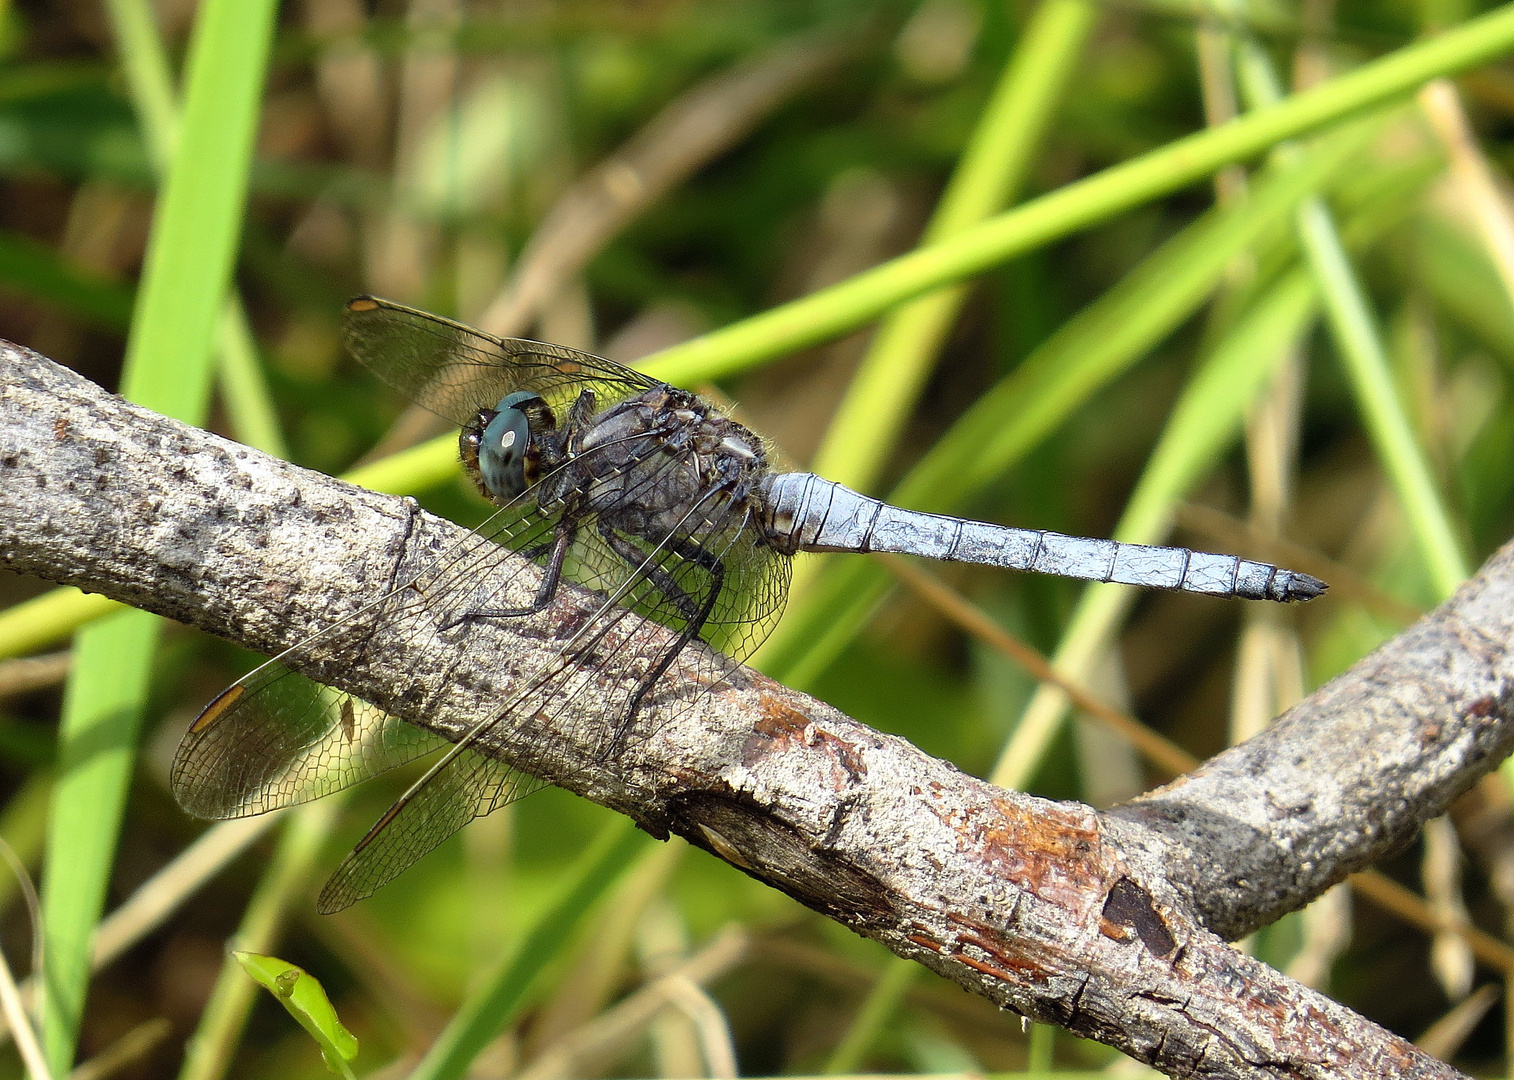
[343,296,658,425]
[171,496,561,820]
[532,460,792,749]
[171,668,446,819]
[186,346,793,901]
[315,745,529,913]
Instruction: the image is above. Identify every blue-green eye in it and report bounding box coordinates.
[477,391,541,500]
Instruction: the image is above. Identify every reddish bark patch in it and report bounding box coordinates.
[905,932,944,952]
[950,924,1049,985]
[957,953,1018,982]
[742,696,867,786]
[924,792,1105,906]
[1468,695,1497,717]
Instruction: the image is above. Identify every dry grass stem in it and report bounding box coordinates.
[0,652,70,701]
[514,925,748,1080]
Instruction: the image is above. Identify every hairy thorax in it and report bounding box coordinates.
[543,386,773,544]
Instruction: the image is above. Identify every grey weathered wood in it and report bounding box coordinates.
[3,340,1505,1079]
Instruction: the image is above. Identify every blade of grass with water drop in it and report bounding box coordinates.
[233,950,358,1078]
[181,800,348,1080]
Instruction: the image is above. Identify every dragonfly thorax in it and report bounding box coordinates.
[543,385,772,547]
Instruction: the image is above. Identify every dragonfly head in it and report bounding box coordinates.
[461,391,554,504]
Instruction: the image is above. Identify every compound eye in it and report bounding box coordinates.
[478,404,533,500]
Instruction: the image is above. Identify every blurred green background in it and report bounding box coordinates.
[3,0,1514,1076]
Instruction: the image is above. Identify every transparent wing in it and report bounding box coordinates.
[180,312,791,903]
[171,673,445,819]
[316,745,522,913]
[343,295,659,424]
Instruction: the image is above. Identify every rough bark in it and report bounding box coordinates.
[4,341,1509,1079]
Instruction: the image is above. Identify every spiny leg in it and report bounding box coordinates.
[445,435,678,631]
[596,524,725,756]
[439,521,578,630]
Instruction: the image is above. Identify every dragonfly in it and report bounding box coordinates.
[171,296,1327,912]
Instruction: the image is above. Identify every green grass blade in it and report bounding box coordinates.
[0,591,121,662]
[112,7,273,418]
[822,957,919,1074]
[39,609,156,1072]
[38,0,278,1071]
[807,0,1098,494]
[342,433,460,494]
[992,268,1318,789]
[215,297,289,459]
[1237,39,1470,597]
[1298,198,1470,595]
[757,124,1368,685]
[409,817,649,1080]
[100,0,177,164]
[102,0,288,459]
[641,2,1514,387]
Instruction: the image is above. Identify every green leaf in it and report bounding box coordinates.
[234,952,359,1078]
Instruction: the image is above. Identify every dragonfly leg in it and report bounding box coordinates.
[439,523,577,630]
[597,525,725,757]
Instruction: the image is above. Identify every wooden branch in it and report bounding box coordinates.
[3,340,1505,1079]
